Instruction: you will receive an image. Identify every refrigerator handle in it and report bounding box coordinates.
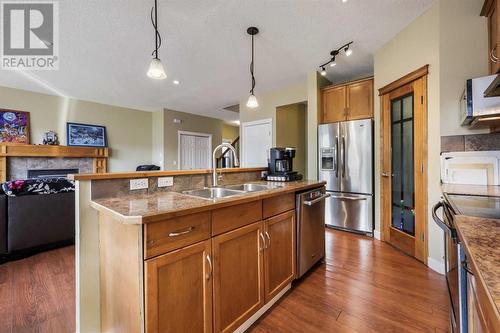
[335,136,339,178]
[341,136,346,178]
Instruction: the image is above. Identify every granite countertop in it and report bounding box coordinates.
[454,215,500,319]
[90,180,325,224]
[442,183,500,197]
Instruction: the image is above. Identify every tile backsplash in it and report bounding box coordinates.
[441,132,500,153]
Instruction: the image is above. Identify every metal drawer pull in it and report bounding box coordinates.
[329,195,366,201]
[259,232,266,250]
[461,260,474,276]
[168,226,194,237]
[304,193,331,206]
[265,231,271,247]
[206,254,213,280]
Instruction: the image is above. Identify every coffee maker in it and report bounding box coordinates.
[266,147,302,181]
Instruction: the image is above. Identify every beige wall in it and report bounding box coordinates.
[374,0,488,271]
[222,124,239,142]
[0,85,153,172]
[276,103,307,176]
[163,109,223,170]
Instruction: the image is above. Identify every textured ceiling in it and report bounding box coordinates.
[0,0,435,121]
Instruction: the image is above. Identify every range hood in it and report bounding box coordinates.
[484,73,500,97]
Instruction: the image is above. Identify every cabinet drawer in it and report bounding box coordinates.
[144,212,211,259]
[263,193,295,219]
[212,200,262,236]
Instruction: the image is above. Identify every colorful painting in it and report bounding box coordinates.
[67,122,107,147]
[0,109,30,144]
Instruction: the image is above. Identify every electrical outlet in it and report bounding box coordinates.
[130,178,148,190]
[158,177,174,188]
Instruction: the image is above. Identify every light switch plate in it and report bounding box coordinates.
[130,178,148,190]
[158,177,174,188]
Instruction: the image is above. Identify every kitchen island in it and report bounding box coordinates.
[73,168,324,333]
[441,184,500,332]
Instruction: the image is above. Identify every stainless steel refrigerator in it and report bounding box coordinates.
[318,119,373,235]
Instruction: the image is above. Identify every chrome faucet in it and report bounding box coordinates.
[212,143,240,187]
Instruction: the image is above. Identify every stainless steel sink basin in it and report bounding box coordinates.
[224,183,273,192]
[182,187,246,200]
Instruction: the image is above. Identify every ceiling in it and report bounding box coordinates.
[0,0,435,122]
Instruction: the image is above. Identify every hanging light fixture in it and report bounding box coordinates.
[147,0,167,80]
[318,41,353,76]
[246,27,259,108]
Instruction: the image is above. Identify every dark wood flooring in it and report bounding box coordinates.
[249,229,450,333]
[0,229,449,333]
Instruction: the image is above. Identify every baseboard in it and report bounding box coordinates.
[373,230,381,240]
[233,283,291,333]
[427,256,445,275]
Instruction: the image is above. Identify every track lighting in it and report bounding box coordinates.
[147,0,167,80]
[246,27,259,109]
[318,41,353,76]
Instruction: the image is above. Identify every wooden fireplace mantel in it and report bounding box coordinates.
[0,144,109,182]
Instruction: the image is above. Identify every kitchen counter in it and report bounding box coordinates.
[90,180,325,224]
[442,183,500,197]
[454,215,500,317]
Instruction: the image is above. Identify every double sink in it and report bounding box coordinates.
[181,183,281,200]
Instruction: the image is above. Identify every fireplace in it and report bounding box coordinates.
[27,168,79,179]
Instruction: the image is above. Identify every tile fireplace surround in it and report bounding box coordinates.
[8,157,93,181]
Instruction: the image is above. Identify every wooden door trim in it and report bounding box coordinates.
[481,0,495,16]
[378,65,429,96]
[380,72,428,264]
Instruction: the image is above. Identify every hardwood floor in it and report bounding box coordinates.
[0,246,75,333]
[249,229,450,333]
[0,229,449,333]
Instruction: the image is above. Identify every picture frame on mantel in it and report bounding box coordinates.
[0,109,30,144]
[67,122,107,147]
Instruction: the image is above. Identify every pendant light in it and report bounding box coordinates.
[246,27,259,108]
[147,0,167,80]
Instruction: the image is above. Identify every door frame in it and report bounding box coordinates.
[241,118,273,168]
[177,130,213,170]
[379,65,428,263]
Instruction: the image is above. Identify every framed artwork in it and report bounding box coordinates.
[0,109,30,144]
[66,122,107,147]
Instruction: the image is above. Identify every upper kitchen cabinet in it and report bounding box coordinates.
[321,77,374,123]
[482,0,500,74]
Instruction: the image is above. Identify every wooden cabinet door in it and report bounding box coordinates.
[346,79,374,120]
[263,210,296,302]
[212,221,265,333]
[467,274,487,333]
[145,240,213,333]
[322,86,347,123]
[483,0,500,74]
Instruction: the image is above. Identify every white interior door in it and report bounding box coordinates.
[179,132,212,170]
[241,118,272,167]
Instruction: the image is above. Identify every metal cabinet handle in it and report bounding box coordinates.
[461,260,474,276]
[205,254,213,280]
[329,195,366,201]
[491,45,498,63]
[265,231,271,247]
[259,232,266,251]
[304,193,331,206]
[381,172,392,177]
[168,226,194,237]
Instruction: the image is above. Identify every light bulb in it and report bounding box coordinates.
[320,68,327,76]
[330,61,337,67]
[345,48,353,57]
[147,58,167,80]
[342,0,348,3]
[246,94,259,108]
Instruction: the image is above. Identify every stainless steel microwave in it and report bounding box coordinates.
[461,74,500,125]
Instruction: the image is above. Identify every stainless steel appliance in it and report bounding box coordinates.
[267,147,302,182]
[296,187,329,278]
[318,119,374,234]
[461,74,500,125]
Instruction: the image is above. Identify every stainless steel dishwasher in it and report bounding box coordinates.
[296,187,329,278]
